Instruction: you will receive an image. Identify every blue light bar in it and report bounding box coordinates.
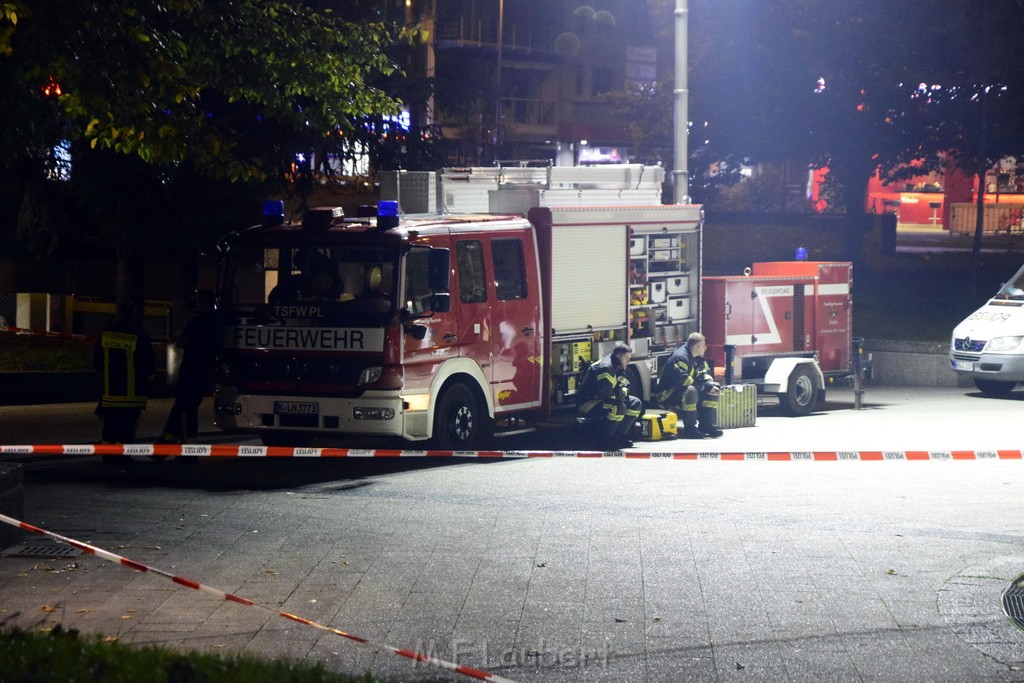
[262,200,285,226]
[377,200,400,231]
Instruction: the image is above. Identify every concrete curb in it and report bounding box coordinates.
[0,463,24,550]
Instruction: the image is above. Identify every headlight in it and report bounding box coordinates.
[358,366,383,385]
[985,336,1024,352]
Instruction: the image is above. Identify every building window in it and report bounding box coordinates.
[592,66,615,96]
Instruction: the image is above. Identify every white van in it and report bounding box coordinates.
[950,262,1024,396]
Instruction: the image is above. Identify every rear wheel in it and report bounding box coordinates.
[778,365,820,416]
[432,382,489,450]
[973,378,1017,397]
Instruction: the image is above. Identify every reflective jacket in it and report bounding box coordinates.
[577,353,629,414]
[92,316,156,409]
[657,344,715,406]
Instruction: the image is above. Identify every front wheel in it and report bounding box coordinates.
[973,378,1017,397]
[432,383,489,450]
[778,365,820,416]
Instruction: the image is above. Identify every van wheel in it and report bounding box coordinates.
[973,378,1017,397]
[778,366,819,416]
[260,431,314,447]
[432,383,488,450]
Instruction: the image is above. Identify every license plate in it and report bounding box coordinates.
[274,401,319,415]
[953,360,974,372]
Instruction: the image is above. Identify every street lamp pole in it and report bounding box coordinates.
[493,0,504,164]
[673,0,689,203]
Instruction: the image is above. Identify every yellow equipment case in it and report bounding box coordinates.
[717,384,757,428]
[638,410,678,441]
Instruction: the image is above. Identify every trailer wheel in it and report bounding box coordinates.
[260,431,313,448]
[432,382,487,450]
[973,378,1017,397]
[778,366,819,416]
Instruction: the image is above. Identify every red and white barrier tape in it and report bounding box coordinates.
[1,444,1022,460]
[0,512,515,683]
[0,325,88,341]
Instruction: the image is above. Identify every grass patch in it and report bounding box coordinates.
[0,334,93,372]
[0,625,381,682]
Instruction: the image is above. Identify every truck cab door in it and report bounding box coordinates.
[487,234,543,411]
[402,245,458,393]
[453,238,494,385]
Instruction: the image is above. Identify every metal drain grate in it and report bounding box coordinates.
[2,542,82,559]
[1002,574,1024,631]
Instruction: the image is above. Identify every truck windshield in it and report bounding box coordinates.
[223,244,399,318]
[996,266,1024,300]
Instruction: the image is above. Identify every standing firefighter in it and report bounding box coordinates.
[577,343,642,449]
[658,332,723,439]
[159,289,222,444]
[92,301,156,443]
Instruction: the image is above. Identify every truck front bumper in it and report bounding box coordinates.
[214,389,430,441]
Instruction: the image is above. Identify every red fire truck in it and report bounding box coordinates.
[211,165,705,448]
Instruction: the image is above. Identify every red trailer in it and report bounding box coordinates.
[701,261,853,415]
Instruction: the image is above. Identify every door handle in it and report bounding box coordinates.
[443,333,457,342]
[521,326,535,335]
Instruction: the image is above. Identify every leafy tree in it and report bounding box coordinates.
[0,0,410,306]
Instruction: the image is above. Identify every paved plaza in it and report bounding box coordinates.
[1,387,1023,681]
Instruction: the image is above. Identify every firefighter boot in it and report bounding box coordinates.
[681,411,704,439]
[698,406,723,438]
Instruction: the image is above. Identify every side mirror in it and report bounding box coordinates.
[186,287,217,313]
[428,248,450,293]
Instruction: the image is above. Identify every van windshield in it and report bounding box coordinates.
[996,266,1024,300]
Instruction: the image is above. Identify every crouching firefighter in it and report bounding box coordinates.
[657,332,723,438]
[576,343,642,449]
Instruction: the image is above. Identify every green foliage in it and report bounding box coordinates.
[0,626,380,682]
[0,1,416,305]
[0,0,408,183]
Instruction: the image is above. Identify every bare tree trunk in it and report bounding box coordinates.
[116,244,146,328]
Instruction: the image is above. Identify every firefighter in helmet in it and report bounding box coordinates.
[657,332,723,438]
[577,343,642,449]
